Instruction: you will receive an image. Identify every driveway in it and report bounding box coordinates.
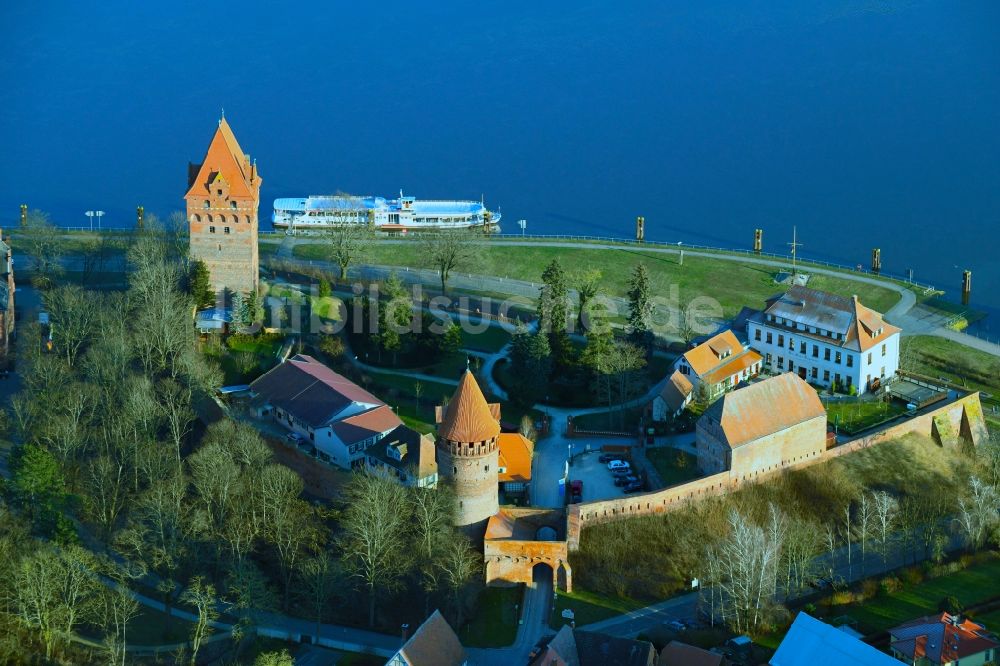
[567,450,630,503]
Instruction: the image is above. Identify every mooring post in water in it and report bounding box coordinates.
[754,228,763,254]
[136,205,144,230]
[19,204,27,227]
[871,248,881,274]
[635,215,645,242]
[962,269,972,305]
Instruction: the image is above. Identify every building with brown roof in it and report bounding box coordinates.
[185,115,261,296]
[674,330,762,402]
[365,425,439,488]
[386,609,467,666]
[530,625,656,666]
[250,354,401,469]
[651,369,694,421]
[746,286,900,394]
[696,372,827,478]
[498,432,533,502]
[660,640,727,666]
[436,370,502,531]
[888,613,998,665]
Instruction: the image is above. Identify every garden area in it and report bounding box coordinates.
[201,331,286,385]
[645,448,700,487]
[825,397,908,435]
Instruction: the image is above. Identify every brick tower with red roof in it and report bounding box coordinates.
[436,369,501,532]
[185,115,261,296]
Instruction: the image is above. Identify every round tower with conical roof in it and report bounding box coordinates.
[437,370,501,532]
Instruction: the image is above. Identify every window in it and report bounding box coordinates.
[765,353,772,364]
[217,188,223,196]
[766,332,773,344]
[231,201,237,209]
[811,367,818,379]
[232,215,238,223]
[208,226,216,234]
[882,343,886,357]
[778,334,784,347]
[206,214,213,223]
[788,337,794,350]
[867,352,873,363]
[799,341,806,354]
[754,329,761,341]
[485,465,489,472]
[824,348,831,361]
[245,215,251,223]
[777,356,784,369]
[823,370,830,381]
[224,227,231,234]
[789,360,795,371]
[846,376,853,386]
[847,355,854,368]
[203,200,209,209]
[193,214,201,222]
[812,345,818,358]
[835,352,842,364]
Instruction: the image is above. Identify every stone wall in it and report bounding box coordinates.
[439,438,500,531]
[484,538,571,591]
[566,392,989,550]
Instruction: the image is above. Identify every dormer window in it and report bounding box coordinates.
[217,189,223,196]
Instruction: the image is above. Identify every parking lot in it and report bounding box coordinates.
[566,450,636,503]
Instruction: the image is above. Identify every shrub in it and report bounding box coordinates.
[880,577,902,595]
[860,579,879,600]
[939,595,963,615]
[318,279,332,298]
[319,335,345,359]
[901,567,925,586]
[830,590,855,606]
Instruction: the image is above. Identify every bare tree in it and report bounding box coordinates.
[856,493,872,577]
[338,472,412,627]
[45,285,100,367]
[324,224,374,281]
[956,476,999,551]
[180,576,219,666]
[439,536,483,628]
[297,553,340,640]
[421,230,479,293]
[872,490,899,566]
[21,209,65,287]
[94,572,141,666]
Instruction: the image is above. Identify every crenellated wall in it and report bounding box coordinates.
[566,392,989,550]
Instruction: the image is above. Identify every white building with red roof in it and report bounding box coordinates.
[250,354,402,469]
[746,286,900,394]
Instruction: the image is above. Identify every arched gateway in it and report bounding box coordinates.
[483,508,572,593]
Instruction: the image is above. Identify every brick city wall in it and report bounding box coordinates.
[484,538,571,590]
[566,392,989,550]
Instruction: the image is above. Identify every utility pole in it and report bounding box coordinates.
[787,226,803,278]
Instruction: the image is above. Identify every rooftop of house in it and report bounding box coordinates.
[330,404,403,446]
[659,640,724,666]
[436,370,501,443]
[889,612,999,664]
[759,286,900,353]
[659,370,694,413]
[771,612,904,665]
[250,354,389,429]
[533,625,656,666]
[498,432,534,483]
[366,425,438,481]
[393,609,466,666]
[698,372,825,449]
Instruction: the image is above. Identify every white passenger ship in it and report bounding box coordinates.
[272,192,500,233]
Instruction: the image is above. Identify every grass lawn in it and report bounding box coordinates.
[645,448,700,487]
[365,372,457,433]
[458,585,521,648]
[78,605,196,646]
[310,295,344,320]
[834,557,1000,634]
[825,399,908,435]
[573,408,644,432]
[460,325,513,353]
[293,242,904,318]
[904,336,1000,399]
[551,589,644,628]
[227,336,283,357]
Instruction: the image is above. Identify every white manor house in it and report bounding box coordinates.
[744,286,900,395]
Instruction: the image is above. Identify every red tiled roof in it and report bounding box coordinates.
[660,641,723,666]
[498,433,533,482]
[889,613,999,664]
[683,330,743,376]
[397,609,466,666]
[700,373,825,449]
[659,370,693,413]
[331,405,401,446]
[184,117,259,200]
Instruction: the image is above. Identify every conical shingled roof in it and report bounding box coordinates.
[438,371,501,443]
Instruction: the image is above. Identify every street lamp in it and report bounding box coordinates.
[95,210,105,229]
[85,210,95,231]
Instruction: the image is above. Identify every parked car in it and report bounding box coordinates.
[667,619,686,632]
[599,453,624,463]
[285,432,305,444]
[569,480,583,503]
[614,474,639,487]
[611,467,632,477]
[607,460,630,471]
[623,481,644,493]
